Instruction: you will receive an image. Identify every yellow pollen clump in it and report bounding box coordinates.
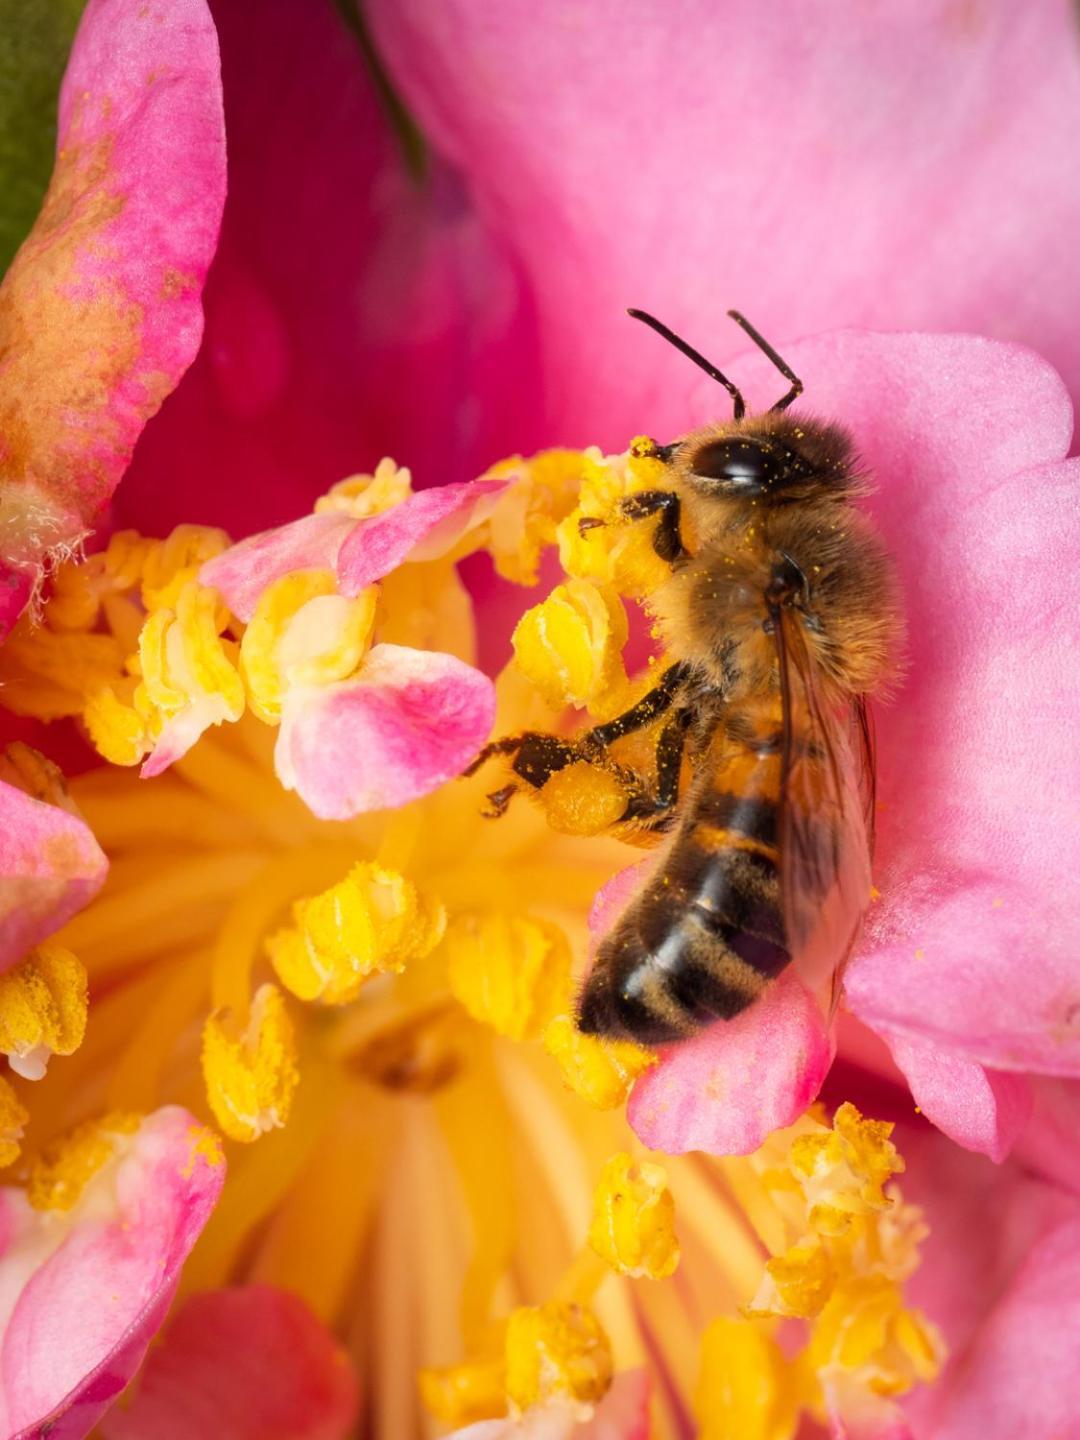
[511,579,628,711]
[535,760,630,836]
[587,1151,680,1279]
[314,457,412,518]
[557,442,676,599]
[695,1317,800,1440]
[444,913,573,1042]
[0,941,88,1080]
[484,448,588,586]
[27,1111,140,1212]
[750,1239,835,1320]
[418,1356,508,1426]
[201,983,299,1144]
[267,862,446,1006]
[542,1014,657,1110]
[504,1301,613,1415]
[0,1076,29,1169]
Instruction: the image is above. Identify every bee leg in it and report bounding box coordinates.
[620,707,692,829]
[482,783,518,818]
[618,490,688,565]
[580,662,692,753]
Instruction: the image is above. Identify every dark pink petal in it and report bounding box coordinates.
[199,512,355,622]
[0,0,225,606]
[367,0,1080,449]
[100,1286,358,1440]
[587,859,653,942]
[335,478,510,596]
[0,775,107,975]
[0,1107,225,1439]
[275,644,495,820]
[881,1031,1032,1164]
[627,973,834,1156]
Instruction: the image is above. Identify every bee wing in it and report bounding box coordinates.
[773,606,875,1011]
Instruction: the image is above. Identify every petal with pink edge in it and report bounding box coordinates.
[0,774,107,976]
[0,1107,225,1440]
[199,512,356,623]
[100,1285,358,1440]
[275,644,495,820]
[628,974,834,1157]
[335,479,510,597]
[881,1031,1033,1164]
[451,1370,650,1440]
[0,0,225,611]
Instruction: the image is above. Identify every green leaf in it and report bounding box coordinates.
[0,0,88,276]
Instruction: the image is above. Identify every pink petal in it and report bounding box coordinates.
[0,571,33,646]
[450,1370,650,1440]
[627,973,834,1157]
[0,0,225,607]
[274,643,495,820]
[881,1032,1033,1164]
[0,775,107,975]
[367,0,1080,446]
[587,860,654,942]
[199,512,355,622]
[0,1107,225,1439]
[100,1286,358,1440]
[335,478,510,597]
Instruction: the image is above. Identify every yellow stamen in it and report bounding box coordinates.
[26,1111,140,1211]
[0,941,88,1080]
[201,983,299,1143]
[418,1357,508,1426]
[695,1316,800,1440]
[267,862,445,1006]
[484,448,588,586]
[542,1014,657,1110]
[588,1151,680,1280]
[504,1300,613,1415]
[314,457,412,518]
[512,579,628,711]
[140,523,231,611]
[0,1076,29,1168]
[444,914,572,1041]
[557,442,677,599]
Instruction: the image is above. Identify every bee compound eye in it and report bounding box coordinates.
[689,438,810,495]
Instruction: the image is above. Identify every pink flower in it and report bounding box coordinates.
[0,0,225,632]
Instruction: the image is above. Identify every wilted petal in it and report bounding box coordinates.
[199,512,356,622]
[101,1285,358,1440]
[0,0,225,606]
[627,974,834,1156]
[275,643,495,820]
[335,478,510,596]
[882,1031,1033,1164]
[450,1369,650,1439]
[0,771,107,976]
[0,1107,224,1439]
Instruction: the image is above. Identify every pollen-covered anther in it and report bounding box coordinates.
[483,448,588,586]
[0,941,88,1080]
[267,862,445,1006]
[512,578,628,711]
[240,569,378,723]
[588,1151,680,1279]
[695,1316,801,1440]
[201,983,299,1144]
[556,443,676,599]
[139,523,231,611]
[504,1301,613,1416]
[788,1100,904,1235]
[314,457,413,518]
[536,761,629,836]
[419,1355,508,1426]
[0,1076,29,1168]
[444,914,573,1041]
[808,1274,945,1400]
[543,1013,657,1109]
[746,1238,836,1320]
[27,1111,141,1212]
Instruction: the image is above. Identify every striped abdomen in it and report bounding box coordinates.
[578,727,790,1044]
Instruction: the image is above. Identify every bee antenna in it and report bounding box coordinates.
[726,310,804,413]
[627,308,746,420]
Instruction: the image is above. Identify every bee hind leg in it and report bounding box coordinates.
[620,707,692,831]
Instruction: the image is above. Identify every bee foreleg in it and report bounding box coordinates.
[619,490,688,564]
[580,662,692,753]
[620,707,692,828]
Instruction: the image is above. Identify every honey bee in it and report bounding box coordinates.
[468,309,901,1044]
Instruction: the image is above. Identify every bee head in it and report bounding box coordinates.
[679,417,856,504]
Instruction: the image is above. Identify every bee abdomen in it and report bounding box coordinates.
[578,800,791,1045]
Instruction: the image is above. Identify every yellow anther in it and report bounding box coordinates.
[505,1301,613,1415]
[315,457,412,518]
[26,1112,140,1212]
[201,983,299,1144]
[0,941,88,1080]
[418,1357,508,1426]
[240,569,378,723]
[103,529,156,590]
[789,1101,903,1236]
[0,1076,29,1168]
[748,1239,835,1320]
[140,523,232,611]
[695,1317,800,1440]
[512,579,628,712]
[0,742,72,808]
[484,449,588,586]
[543,1014,657,1110]
[83,683,153,766]
[267,862,445,1006]
[536,761,630,836]
[807,1275,944,1398]
[444,914,573,1042]
[588,1151,679,1279]
[0,617,125,720]
[557,445,675,599]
